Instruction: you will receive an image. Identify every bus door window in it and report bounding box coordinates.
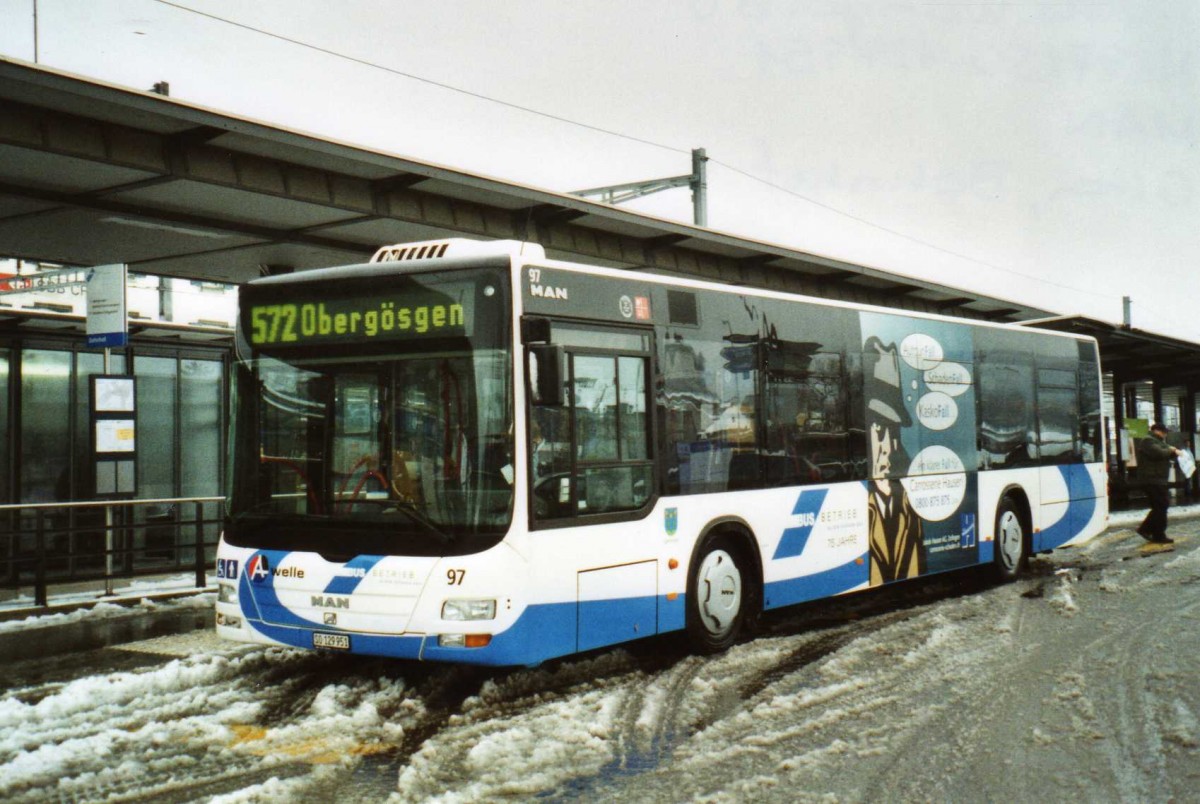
[573,353,651,515]
[1036,366,1081,463]
[529,325,654,522]
[574,355,619,461]
[1078,346,1102,463]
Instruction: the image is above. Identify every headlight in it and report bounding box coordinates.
[441,599,496,621]
[217,583,237,603]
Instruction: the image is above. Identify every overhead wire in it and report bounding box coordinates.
[150,0,1119,304]
[150,0,688,156]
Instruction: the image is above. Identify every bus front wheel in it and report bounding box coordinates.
[993,497,1027,582]
[686,533,752,654]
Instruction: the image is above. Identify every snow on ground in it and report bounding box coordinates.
[1108,502,1200,529]
[0,569,213,625]
[382,521,1200,802]
[0,591,213,634]
[2,516,1199,801]
[0,643,431,802]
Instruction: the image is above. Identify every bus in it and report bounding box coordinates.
[215,238,1107,665]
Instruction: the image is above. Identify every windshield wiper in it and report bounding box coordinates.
[233,498,453,544]
[385,501,452,543]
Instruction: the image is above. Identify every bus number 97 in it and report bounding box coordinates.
[447,569,466,585]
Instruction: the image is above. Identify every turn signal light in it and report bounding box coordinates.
[438,633,493,648]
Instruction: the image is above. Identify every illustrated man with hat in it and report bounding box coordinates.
[864,336,925,584]
[1136,422,1182,544]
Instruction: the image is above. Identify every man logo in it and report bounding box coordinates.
[248,555,270,583]
[324,612,337,626]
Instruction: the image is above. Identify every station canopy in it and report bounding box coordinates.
[0,56,1054,320]
[4,54,1200,387]
[1022,316,1200,386]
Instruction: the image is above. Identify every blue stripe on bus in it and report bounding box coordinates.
[773,488,830,560]
[238,556,684,666]
[1037,464,1098,552]
[239,554,325,629]
[238,552,863,664]
[239,596,680,667]
[322,554,384,596]
[659,591,686,632]
[763,552,868,610]
[578,595,658,652]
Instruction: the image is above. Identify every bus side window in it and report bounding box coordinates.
[978,359,1036,469]
[763,352,852,486]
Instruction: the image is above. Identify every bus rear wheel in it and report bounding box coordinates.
[686,533,753,654]
[993,497,1027,582]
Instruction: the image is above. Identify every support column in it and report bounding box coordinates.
[690,148,708,228]
[1111,375,1128,496]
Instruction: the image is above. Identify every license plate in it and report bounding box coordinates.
[313,632,350,650]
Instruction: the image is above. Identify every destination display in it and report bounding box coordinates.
[243,284,474,349]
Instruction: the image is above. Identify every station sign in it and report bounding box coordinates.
[0,266,90,294]
[86,264,128,348]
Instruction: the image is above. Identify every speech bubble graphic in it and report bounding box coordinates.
[902,446,967,521]
[916,391,957,431]
[924,361,971,397]
[900,333,944,371]
[908,445,965,476]
[900,471,968,521]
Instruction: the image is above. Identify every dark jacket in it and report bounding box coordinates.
[1137,435,1176,486]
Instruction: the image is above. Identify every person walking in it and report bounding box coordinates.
[1137,422,1182,544]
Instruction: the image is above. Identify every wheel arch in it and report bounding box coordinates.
[992,484,1033,582]
[688,516,764,616]
[996,484,1033,537]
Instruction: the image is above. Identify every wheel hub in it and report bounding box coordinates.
[697,549,742,636]
[998,510,1023,570]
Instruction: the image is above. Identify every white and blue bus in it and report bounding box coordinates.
[215,239,1107,665]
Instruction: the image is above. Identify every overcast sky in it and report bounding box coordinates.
[2,0,1197,341]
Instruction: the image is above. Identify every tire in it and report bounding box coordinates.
[993,497,1027,582]
[685,532,755,654]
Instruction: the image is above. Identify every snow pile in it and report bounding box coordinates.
[0,601,131,634]
[397,685,619,802]
[0,592,213,634]
[0,651,270,800]
[1048,574,1080,616]
[1098,567,1128,593]
[0,645,426,802]
[647,597,1010,800]
[1108,504,1200,531]
[210,767,342,804]
[1163,700,1200,748]
[1163,546,1200,574]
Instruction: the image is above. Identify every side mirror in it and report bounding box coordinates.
[528,345,565,407]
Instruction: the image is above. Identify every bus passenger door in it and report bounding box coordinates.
[1035,367,1085,551]
[525,320,659,651]
[527,322,656,523]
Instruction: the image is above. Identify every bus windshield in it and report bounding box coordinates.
[226,267,513,554]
